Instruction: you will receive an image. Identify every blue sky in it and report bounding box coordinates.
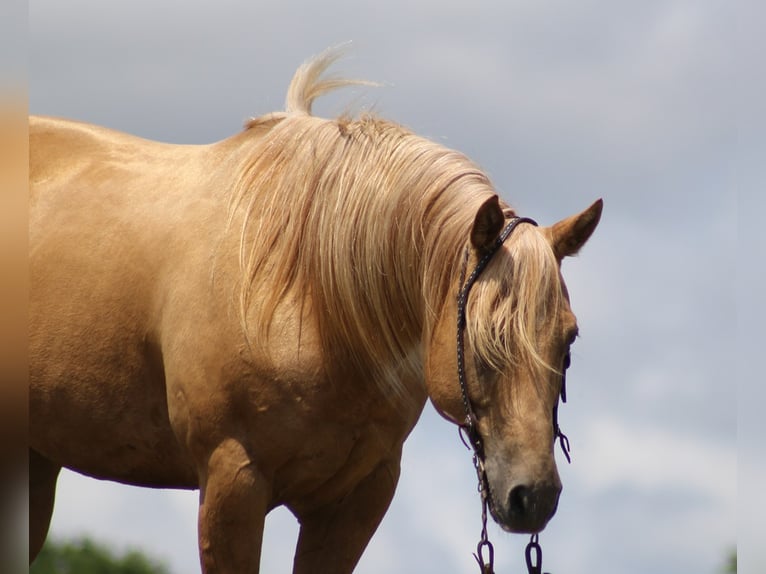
[28,1,755,573]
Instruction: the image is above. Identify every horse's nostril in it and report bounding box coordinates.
[501,482,561,532]
[508,485,532,517]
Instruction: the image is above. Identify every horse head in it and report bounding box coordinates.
[425,195,602,533]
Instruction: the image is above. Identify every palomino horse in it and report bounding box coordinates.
[29,51,602,573]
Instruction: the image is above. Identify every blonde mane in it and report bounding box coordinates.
[228,50,563,401]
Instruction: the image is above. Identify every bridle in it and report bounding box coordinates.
[455,216,571,574]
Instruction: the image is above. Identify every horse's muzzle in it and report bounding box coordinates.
[490,480,561,533]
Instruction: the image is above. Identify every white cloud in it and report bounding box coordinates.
[570,413,736,566]
[574,415,735,497]
[260,507,300,573]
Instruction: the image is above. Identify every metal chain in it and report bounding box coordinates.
[525,534,551,574]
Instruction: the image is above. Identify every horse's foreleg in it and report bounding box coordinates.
[28,449,61,563]
[292,457,401,574]
[197,438,271,574]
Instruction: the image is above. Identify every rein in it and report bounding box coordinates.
[455,216,571,574]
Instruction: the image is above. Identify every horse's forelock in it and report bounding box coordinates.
[466,225,564,381]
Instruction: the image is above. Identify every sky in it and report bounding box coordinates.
[26,1,757,573]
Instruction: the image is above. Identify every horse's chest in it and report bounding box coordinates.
[263,390,416,514]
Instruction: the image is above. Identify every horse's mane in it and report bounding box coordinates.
[229,50,562,402]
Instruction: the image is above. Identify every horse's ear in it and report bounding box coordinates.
[548,199,603,260]
[471,195,505,251]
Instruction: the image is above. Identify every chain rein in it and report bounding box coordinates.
[455,216,569,574]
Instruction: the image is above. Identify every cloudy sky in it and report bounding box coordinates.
[28,1,756,573]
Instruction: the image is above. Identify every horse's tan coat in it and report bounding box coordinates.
[29,54,601,573]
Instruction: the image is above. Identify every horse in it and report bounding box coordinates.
[29,50,602,573]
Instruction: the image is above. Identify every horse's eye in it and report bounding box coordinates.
[563,328,578,371]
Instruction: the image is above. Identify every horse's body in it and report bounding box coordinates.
[29,52,602,573]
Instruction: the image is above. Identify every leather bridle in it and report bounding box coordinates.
[455,215,571,574]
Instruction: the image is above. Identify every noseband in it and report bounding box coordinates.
[455,215,571,574]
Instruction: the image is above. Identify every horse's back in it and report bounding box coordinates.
[31,115,135,186]
[30,115,208,202]
[29,116,213,487]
